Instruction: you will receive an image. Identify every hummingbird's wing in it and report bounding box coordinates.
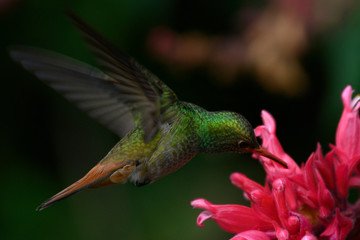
[65,10,179,142]
[9,46,135,138]
[9,12,179,141]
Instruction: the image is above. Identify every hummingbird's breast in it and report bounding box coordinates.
[129,106,200,186]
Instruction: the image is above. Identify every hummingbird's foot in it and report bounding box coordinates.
[109,163,136,184]
[134,178,151,187]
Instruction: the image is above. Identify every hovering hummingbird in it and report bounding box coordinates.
[9,10,287,211]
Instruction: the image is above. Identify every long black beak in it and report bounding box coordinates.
[251,146,288,168]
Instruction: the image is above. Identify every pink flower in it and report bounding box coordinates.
[191,86,360,239]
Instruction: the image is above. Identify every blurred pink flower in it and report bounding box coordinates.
[148,1,357,96]
[191,86,360,239]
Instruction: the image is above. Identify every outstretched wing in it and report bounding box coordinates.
[9,11,178,141]
[9,46,134,138]
[65,10,178,141]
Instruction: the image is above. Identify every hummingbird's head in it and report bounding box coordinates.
[198,111,287,167]
[198,111,258,152]
[231,113,287,167]
[227,112,260,153]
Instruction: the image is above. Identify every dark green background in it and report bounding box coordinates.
[1,0,360,239]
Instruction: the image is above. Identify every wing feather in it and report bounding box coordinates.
[9,46,134,137]
[65,10,178,141]
[9,10,179,142]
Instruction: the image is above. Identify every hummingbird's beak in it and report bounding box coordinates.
[251,146,288,168]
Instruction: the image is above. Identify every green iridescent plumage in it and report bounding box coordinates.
[9,10,286,211]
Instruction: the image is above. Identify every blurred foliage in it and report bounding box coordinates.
[1,0,360,240]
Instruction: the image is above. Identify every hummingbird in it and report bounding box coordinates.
[9,10,287,211]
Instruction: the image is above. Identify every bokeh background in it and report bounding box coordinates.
[1,0,360,239]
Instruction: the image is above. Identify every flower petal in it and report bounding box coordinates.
[230,173,265,194]
[316,171,335,219]
[191,198,273,233]
[255,110,299,172]
[284,180,298,211]
[291,212,312,238]
[304,153,318,205]
[250,190,279,223]
[301,232,317,240]
[196,211,213,227]
[230,230,271,240]
[336,86,360,160]
[314,144,334,190]
[287,216,300,235]
[272,221,289,240]
[272,179,289,227]
[349,176,360,187]
[320,208,353,240]
[335,164,349,198]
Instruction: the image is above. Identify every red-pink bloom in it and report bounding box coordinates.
[191,86,360,239]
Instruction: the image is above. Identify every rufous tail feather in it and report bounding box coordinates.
[36,162,125,211]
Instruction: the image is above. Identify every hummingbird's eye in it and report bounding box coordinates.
[238,140,249,148]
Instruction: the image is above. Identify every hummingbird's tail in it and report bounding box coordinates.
[37,161,131,211]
